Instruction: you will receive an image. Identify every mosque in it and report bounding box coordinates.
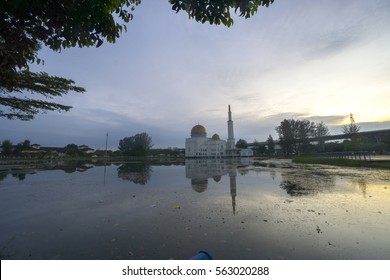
[185,159,237,214]
[185,105,238,158]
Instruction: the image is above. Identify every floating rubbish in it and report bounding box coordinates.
[150,204,156,208]
[173,205,181,209]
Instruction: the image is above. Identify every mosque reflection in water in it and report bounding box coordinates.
[185,158,251,214]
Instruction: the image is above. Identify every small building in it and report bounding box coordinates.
[240,148,254,157]
[78,145,95,154]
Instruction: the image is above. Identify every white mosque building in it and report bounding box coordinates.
[185,105,240,158]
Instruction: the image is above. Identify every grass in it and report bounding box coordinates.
[293,156,390,169]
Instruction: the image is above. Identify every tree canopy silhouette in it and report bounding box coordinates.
[1,0,274,120]
[170,0,275,26]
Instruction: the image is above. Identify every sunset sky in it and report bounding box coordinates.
[1,0,390,149]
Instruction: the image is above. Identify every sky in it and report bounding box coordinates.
[1,0,390,149]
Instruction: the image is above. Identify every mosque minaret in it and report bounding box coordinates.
[229,169,237,215]
[226,105,236,155]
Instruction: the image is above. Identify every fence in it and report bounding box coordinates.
[319,151,372,161]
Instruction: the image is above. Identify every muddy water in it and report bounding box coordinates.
[0,159,389,260]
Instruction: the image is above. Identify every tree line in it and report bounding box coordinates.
[0,140,95,158]
[276,119,330,155]
[272,115,389,156]
[0,132,161,158]
[236,114,389,157]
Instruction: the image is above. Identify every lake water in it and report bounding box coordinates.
[1,158,390,260]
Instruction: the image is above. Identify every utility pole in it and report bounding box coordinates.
[105,132,108,157]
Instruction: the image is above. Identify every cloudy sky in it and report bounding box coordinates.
[1,0,390,149]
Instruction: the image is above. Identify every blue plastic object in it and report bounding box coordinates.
[190,250,213,260]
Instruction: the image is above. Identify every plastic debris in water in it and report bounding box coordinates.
[173,205,181,209]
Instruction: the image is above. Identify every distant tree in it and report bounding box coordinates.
[12,139,31,156]
[236,138,248,149]
[118,132,153,156]
[21,139,31,150]
[256,144,267,155]
[65,144,81,157]
[314,122,330,138]
[276,119,316,155]
[14,143,24,156]
[266,135,275,154]
[1,140,13,156]
[342,113,360,135]
[314,121,330,152]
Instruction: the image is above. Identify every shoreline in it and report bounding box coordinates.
[292,156,390,169]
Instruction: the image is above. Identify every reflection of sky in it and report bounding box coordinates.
[1,162,390,259]
[1,0,390,148]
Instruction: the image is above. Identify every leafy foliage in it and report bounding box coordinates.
[314,121,330,138]
[118,132,153,156]
[342,114,360,135]
[1,0,140,120]
[236,138,248,149]
[65,144,82,157]
[1,71,85,120]
[0,139,31,156]
[1,0,140,69]
[266,134,275,154]
[1,140,13,156]
[169,0,275,26]
[1,0,274,120]
[276,119,316,155]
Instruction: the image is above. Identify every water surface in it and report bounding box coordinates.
[1,159,389,259]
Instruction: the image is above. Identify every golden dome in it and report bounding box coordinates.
[191,124,207,137]
[213,175,221,182]
[191,179,208,192]
[211,133,220,140]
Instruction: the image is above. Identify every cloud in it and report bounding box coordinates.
[3,0,390,150]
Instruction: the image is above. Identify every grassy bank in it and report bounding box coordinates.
[293,156,390,169]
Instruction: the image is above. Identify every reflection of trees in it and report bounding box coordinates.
[0,172,8,182]
[61,160,94,173]
[270,169,276,180]
[117,163,152,185]
[12,173,26,181]
[351,178,368,197]
[280,170,336,196]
